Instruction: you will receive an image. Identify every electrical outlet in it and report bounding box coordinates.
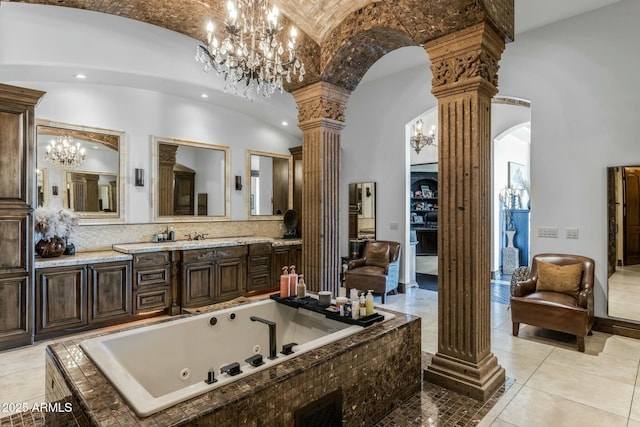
[566,228,579,239]
[389,222,399,231]
[538,227,558,238]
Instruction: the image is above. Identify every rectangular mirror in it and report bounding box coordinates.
[36,120,125,222]
[152,136,230,222]
[607,165,640,322]
[246,150,293,218]
[348,182,376,239]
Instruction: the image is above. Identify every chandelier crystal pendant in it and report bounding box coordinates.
[195,0,306,99]
[44,135,86,169]
[410,119,436,154]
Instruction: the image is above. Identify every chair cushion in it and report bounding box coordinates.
[536,261,583,297]
[365,244,389,268]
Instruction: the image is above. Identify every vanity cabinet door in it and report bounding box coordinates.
[272,244,301,288]
[88,261,131,323]
[35,265,87,339]
[182,261,215,308]
[215,254,246,301]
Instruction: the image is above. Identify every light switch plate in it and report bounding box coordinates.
[538,227,558,238]
[566,228,579,239]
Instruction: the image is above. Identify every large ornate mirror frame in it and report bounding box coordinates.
[246,150,293,220]
[152,136,230,223]
[36,119,126,223]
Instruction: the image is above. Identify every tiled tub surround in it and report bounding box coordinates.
[45,304,421,426]
[79,299,394,417]
[69,221,288,252]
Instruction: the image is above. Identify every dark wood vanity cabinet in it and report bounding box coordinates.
[247,243,274,296]
[0,84,45,350]
[88,261,131,322]
[35,261,133,340]
[181,246,247,309]
[132,252,170,314]
[272,244,302,288]
[35,265,87,339]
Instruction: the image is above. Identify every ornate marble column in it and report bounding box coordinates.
[292,82,350,295]
[423,23,506,401]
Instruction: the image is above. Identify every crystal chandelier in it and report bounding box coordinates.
[410,119,436,154]
[195,0,305,99]
[44,135,86,169]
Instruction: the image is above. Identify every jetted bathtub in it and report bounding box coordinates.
[80,298,393,417]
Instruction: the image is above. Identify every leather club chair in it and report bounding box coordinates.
[345,240,401,304]
[511,253,595,352]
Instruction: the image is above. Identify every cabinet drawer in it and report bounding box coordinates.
[182,245,247,263]
[134,266,170,288]
[247,273,273,293]
[249,243,272,256]
[249,254,271,272]
[134,289,169,313]
[134,252,170,267]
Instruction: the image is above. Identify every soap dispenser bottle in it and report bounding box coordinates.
[296,274,306,299]
[359,293,367,318]
[280,266,290,298]
[365,290,374,316]
[289,265,298,297]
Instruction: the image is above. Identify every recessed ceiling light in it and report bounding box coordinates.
[281,121,288,126]
[74,74,86,79]
[201,93,209,98]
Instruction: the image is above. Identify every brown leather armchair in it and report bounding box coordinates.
[511,253,595,352]
[344,240,401,304]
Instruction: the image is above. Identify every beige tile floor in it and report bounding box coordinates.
[2,286,640,426]
[608,264,640,322]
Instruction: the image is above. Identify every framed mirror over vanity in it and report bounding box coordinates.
[152,136,230,222]
[36,120,125,222]
[607,165,640,322]
[246,150,293,219]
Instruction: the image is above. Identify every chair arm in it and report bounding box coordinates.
[578,283,594,309]
[513,278,536,297]
[347,258,366,269]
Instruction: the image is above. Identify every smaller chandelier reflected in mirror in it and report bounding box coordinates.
[45,135,86,169]
[195,0,305,99]
[410,119,437,154]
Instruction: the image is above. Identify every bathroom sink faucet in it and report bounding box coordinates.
[250,316,277,359]
[194,233,208,241]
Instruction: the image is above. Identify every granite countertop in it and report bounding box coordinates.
[113,236,302,253]
[35,250,133,268]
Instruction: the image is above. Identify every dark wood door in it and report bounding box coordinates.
[173,170,195,215]
[182,262,215,308]
[624,167,640,265]
[0,276,28,345]
[36,266,87,338]
[215,255,246,301]
[88,261,131,323]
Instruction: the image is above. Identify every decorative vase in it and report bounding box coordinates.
[35,236,66,258]
[505,230,516,248]
[63,241,76,256]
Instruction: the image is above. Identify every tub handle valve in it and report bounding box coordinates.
[205,368,217,384]
[220,362,242,376]
[281,342,298,355]
[245,354,264,367]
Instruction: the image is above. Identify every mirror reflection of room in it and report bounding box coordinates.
[348,182,376,241]
[608,165,640,322]
[248,151,291,217]
[36,121,123,219]
[156,139,228,218]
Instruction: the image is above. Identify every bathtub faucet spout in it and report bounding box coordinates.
[250,316,277,360]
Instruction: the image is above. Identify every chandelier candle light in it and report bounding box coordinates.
[196,0,305,99]
[44,135,86,169]
[410,119,436,154]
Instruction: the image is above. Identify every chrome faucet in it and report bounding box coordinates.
[193,233,208,241]
[250,316,277,359]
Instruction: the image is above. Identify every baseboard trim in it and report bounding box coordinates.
[593,316,640,340]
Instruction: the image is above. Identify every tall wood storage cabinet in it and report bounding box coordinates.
[0,84,45,351]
